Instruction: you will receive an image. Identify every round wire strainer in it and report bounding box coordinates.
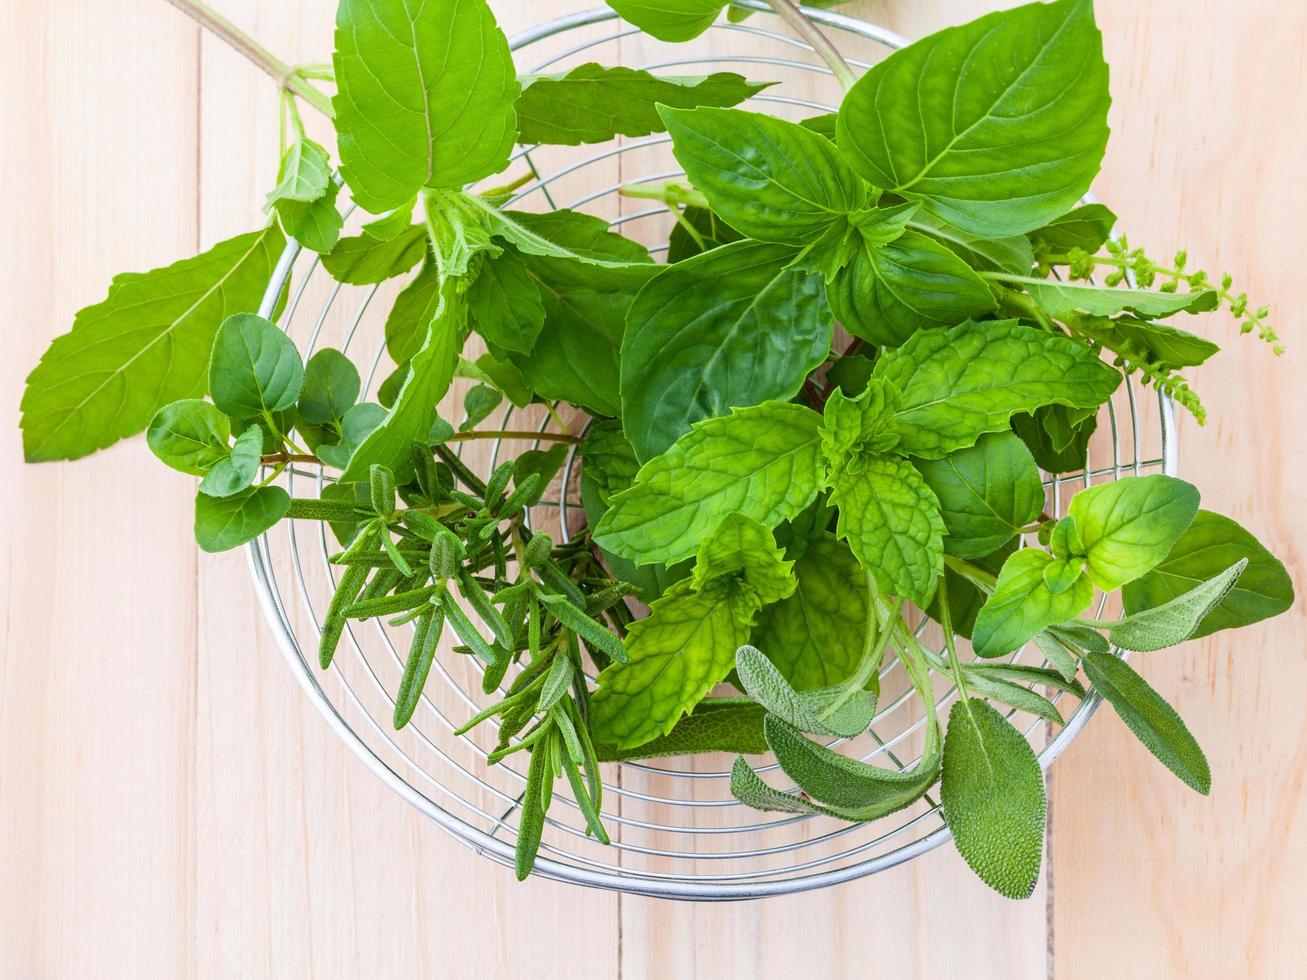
[246,3,1177,901]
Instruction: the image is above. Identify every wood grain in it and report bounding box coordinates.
[0,2,1301,978]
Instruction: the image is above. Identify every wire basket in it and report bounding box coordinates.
[247,3,1176,901]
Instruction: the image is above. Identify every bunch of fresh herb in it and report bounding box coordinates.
[19,0,1293,895]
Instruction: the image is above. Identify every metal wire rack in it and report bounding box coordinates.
[246,3,1176,901]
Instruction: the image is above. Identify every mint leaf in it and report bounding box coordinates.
[332,0,518,212]
[199,425,264,498]
[21,226,283,462]
[972,548,1094,659]
[208,313,304,421]
[940,699,1046,899]
[517,66,769,145]
[594,700,767,761]
[820,380,901,461]
[194,485,290,553]
[1028,203,1117,254]
[735,645,874,739]
[146,399,232,475]
[1068,474,1200,590]
[594,401,824,566]
[606,0,726,42]
[691,514,796,614]
[298,348,360,426]
[661,106,866,243]
[914,432,1045,558]
[837,0,1109,237]
[467,250,546,355]
[996,275,1219,319]
[1122,510,1294,638]
[1098,560,1246,652]
[321,225,427,285]
[1083,652,1211,794]
[874,319,1121,459]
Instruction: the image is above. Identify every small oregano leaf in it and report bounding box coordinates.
[208,313,305,421]
[146,399,232,476]
[194,485,291,553]
[198,425,264,498]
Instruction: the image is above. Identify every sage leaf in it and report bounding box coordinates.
[146,399,232,475]
[940,699,1046,899]
[298,348,360,426]
[972,548,1095,658]
[963,672,1064,726]
[208,313,304,421]
[594,700,767,761]
[1100,560,1246,652]
[193,485,291,553]
[837,0,1110,237]
[21,226,283,462]
[198,425,264,498]
[735,645,874,739]
[332,0,518,212]
[321,225,427,285]
[1083,652,1211,794]
[606,0,726,42]
[1067,474,1200,590]
[1122,510,1294,638]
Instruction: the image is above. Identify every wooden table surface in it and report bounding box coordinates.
[3,1,1303,977]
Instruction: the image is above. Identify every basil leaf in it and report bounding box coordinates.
[1028,203,1117,254]
[274,182,343,254]
[467,249,546,355]
[874,319,1121,459]
[594,700,767,761]
[208,313,304,421]
[332,0,518,212]
[383,259,442,364]
[622,240,833,461]
[298,348,360,426]
[1103,316,1220,370]
[1122,511,1293,638]
[265,138,331,207]
[972,548,1094,659]
[1068,474,1200,590]
[21,226,283,462]
[589,580,748,749]
[194,485,290,553]
[666,206,742,262]
[146,399,232,475]
[828,230,995,347]
[1083,652,1211,794]
[662,106,866,243]
[752,535,870,690]
[837,0,1109,237]
[828,455,945,607]
[517,65,769,145]
[321,225,427,285]
[198,425,264,498]
[996,275,1219,319]
[511,282,628,416]
[606,0,725,42]
[909,213,1034,275]
[940,699,1046,899]
[914,432,1045,559]
[1099,560,1246,652]
[594,401,825,566]
[735,645,874,739]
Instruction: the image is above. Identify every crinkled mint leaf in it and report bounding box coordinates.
[691,514,796,614]
[1068,474,1200,591]
[820,380,900,465]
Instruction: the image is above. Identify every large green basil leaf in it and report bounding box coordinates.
[914,432,1045,559]
[594,700,767,761]
[972,548,1094,658]
[873,319,1121,459]
[827,230,995,347]
[606,0,726,42]
[466,249,546,355]
[1068,474,1200,591]
[621,240,832,461]
[517,65,769,145]
[996,275,1219,319]
[662,106,866,243]
[194,485,291,553]
[940,699,1046,899]
[837,0,1109,238]
[208,313,305,421]
[1122,510,1293,638]
[594,401,824,566]
[21,226,283,462]
[332,0,518,212]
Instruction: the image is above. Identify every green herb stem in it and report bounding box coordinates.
[943,555,998,594]
[445,430,581,445]
[764,0,858,91]
[619,181,711,210]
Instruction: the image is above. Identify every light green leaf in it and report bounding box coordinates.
[473,201,655,279]
[594,401,825,566]
[1068,475,1200,590]
[735,645,874,739]
[1105,317,1220,370]
[1122,510,1293,639]
[467,250,546,354]
[589,579,747,749]
[146,399,232,476]
[828,455,945,607]
[1098,561,1246,652]
[1028,203,1117,254]
[208,313,304,421]
[874,319,1121,459]
[1083,652,1211,794]
[298,348,360,426]
[996,275,1219,319]
[518,65,768,145]
[691,514,796,614]
[661,106,866,243]
[914,432,1045,558]
[265,138,332,207]
[332,0,518,212]
[274,182,343,254]
[909,213,1034,275]
[972,548,1094,658]
[837,0,1110,237]
[21,226,284,462]
[940,699,1046,899]
[828,230,995,347]
[199,425,264,498]
[321,225,428,285]
[606,0,725,42]
[194,485,290,553]
[362,199,418,240]
[594,700,767,761]
[622,240,833,460]
[820,380,901,462]
[384,259,442,364]
[752,535,870,691]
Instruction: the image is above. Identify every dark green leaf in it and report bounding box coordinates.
[146,399,232,475]
[594,700,767,760]
[1029,203,1117,254]
[467,249,546,354]
[208,313,304,421]
[298,348,360,425]
[321,225,427,285]
[194,485,290,553]
[198,425,263,498]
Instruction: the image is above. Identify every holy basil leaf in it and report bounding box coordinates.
[827,454,945,607]
[606,0,726,42]
[589,579,748,749]
[22,226,284,462]
[1082,652,1211,794]
[475,202,654,278]
[735,645,874,739]
[914,432,1045,559]
[198,425,264,498]
[265,138,332,207]
[147,399,232,475]
[1099,560,1246,652]
[837,0,1110,238]
[972,548,1094,658]
[1068,474,1200,591]
[384,258,442,364]
[621,240,833,461]
[940,698,1047,899]
[752,535,870,691]
[194,485,290,553]
[661,106,867,243]
[517,65,769,145]
[298,348,360,426]
[332,0,518,212]
[594,401,824,566]
[274,181,344,254]
[1122,510,1293,639]
[467,249,546,355]
[594,700,767,761]
[321,225,428,285]
[1101,316,1221,370]
[997,275,1219,319]
[1029,203,1117,254]
[362,199,417,240]
[208,313,304,421]
[828,230,995,347]
[873,318,1121,459]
